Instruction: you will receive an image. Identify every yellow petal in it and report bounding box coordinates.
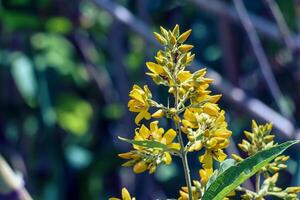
[149,121,159,132]
[203,103,219,116]
[152,109,164,118]
[199,151,213,176]
[178,44,193,53]
[118,152,132,159]
[153,32,166,45]
[139,124,150,139]
[199,169,209,184]
[122,187,131,200]
[109,198,121,200]
[168,143,181,150]
[172,24,180,37]
[164,152,172,165]
[178,71,192,82]
[146,62,165,74]
[213,149,227,162]
[163,129,177,144]
[209,94,222,103]
[134,110,151,125]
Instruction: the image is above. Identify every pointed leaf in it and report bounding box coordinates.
[202,140,300,200]
[118,136,169,150]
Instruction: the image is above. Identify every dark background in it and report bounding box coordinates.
[0,0,300,199]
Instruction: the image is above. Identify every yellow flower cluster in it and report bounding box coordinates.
[128,85,152,125]
[109,188,135,200]
[118,25,233,199]
[182,107,231,181]
[232,120,288,174]
[119,121,180,174]
[113,24,299,200]
[178,180,202,200]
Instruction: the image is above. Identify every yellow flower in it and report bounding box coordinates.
[181,108,231,180]
[109,187,135,200]
[119,121,180,174]
[199,149,227,177]
[146,62,170,85]
[199,169,209,184]
[128,84,152,125]
[178,180,202,200]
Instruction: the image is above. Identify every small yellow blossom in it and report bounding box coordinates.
[178,180,202,200]
[109,187,135,200]
[119,121,180,174]
[182,108,231,178]
[128,84,152,125]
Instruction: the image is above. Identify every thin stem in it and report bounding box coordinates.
[256,172,261,193]
[177,123,193,200]
[174,84,193,200]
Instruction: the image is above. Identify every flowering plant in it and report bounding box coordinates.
[110,25,300,200]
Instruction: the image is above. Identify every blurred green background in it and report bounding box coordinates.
[1,0,300,199]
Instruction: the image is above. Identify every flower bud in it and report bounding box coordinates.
[152,109,164,118]
[133,161,148,173]
[178,29,192,43]
[178,44,194,53]
[154,32,166,45]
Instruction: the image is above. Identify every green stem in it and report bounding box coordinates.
[177,125,193,200]
[174,84,193,200]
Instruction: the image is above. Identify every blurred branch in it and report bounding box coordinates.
[73,31,118,103]
[0,155,32,200]
[188,0,300,50]
[263,0,295,57]
[233,0,290,119]
[89,0,297,138]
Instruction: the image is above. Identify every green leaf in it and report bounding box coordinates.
[10,52,37,106]
[46,17,72,34]
[202,140,300,200]
[118,136,170,150]
[206,159,236,188]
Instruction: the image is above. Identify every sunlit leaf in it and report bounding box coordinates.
[202,140,300,200]
[10,52,37,106]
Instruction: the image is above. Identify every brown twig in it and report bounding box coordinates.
[73,31,118,103]
[233,0,290,119]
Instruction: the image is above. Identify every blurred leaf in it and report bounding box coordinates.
[192,23,207,39]
[56,94,93,136]
[10,0,29,6]
[65,145,92,169]
[23,115,39,137]
[42,182,59,200]
[10,52,37,106]
[204,45,221,62]
[103,104,124,120]
[5,121,19,143]
[278,0,297,30]
[155,163,178,182]
[46,17,72,34]
[0,10,41,30]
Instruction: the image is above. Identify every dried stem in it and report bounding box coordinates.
[0,155,33,200]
